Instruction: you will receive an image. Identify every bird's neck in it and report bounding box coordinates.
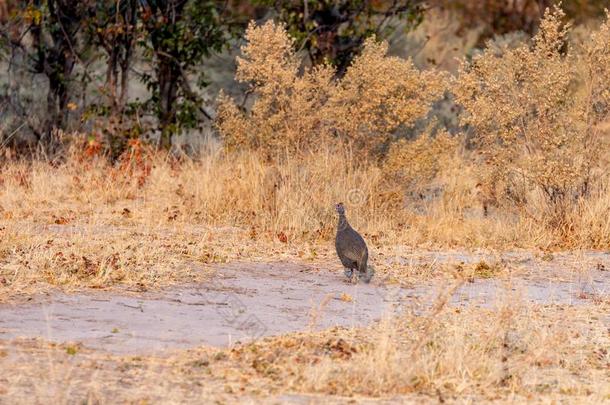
[337,213,349,230]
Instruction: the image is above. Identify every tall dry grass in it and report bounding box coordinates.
[295,300,609,399]
[2,141,610,295]
[4,140,606,251]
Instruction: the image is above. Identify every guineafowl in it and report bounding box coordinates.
[335,202,374,283]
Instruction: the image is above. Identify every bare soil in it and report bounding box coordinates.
[1,254,608,355]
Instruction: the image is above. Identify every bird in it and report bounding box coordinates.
[334,202,374,283]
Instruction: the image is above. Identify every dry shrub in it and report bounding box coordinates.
[453,7,610,231]
[384,129,462,195]
[216,20,445,157]
[326,39,446,152]
[381,128,484,243]
[216,21,336,156]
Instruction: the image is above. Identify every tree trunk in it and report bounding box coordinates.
[36,0,78,141]
[146,0,187,148]
[157,58,180,149]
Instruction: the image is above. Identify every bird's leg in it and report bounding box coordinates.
[344,268,354,280]
[360,266,375,284]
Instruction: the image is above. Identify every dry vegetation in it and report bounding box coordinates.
[217,20,445,156]
[455,8,610,233]
[1,7,610,404]
[2,10,607,295]
[1,295,608,403]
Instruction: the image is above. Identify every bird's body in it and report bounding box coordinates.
[335,203,374,283]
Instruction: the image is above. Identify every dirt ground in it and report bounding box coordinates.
[1,253,608,354]
[0,252,609,404]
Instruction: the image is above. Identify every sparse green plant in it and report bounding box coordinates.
[65,345,78,355]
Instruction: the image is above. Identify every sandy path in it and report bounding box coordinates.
[0,259,608,354]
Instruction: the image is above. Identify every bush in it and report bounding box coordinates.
[384,129,461,195]
[216,20,446,158]
[453,7,610,228]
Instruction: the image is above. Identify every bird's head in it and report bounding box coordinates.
[335,202,345,215]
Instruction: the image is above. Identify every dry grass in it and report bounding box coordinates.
[1,294,608,403]
[2,141,610,297]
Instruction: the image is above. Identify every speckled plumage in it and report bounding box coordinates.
[335,203,373,283]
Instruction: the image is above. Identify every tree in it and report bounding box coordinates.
[0,0,90,143]
[88,0,138,116]
[258,0,425,76]
[0,0,237,152]
[139,0,235,148]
